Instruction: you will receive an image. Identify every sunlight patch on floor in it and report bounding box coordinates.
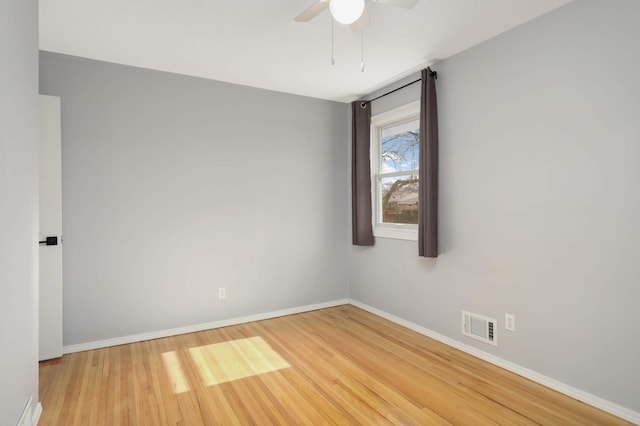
[189,336,290,386]
[161,351,190,394]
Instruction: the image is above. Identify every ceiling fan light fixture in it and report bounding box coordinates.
[329,0,365,25]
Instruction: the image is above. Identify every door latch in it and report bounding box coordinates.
[39,236,58,246]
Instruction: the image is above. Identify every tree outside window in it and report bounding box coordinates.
[379,119,419,225]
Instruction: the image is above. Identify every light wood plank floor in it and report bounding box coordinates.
[40,305,629,425]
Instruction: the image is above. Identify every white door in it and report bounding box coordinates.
[39,95,63,361]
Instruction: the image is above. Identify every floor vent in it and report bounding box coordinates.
[462,311,497,346]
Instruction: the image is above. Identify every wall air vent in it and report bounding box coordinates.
[462,311,497,346]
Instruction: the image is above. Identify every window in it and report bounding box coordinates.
[370,100,420,240]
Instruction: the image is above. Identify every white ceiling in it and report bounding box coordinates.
[39,0,571,103]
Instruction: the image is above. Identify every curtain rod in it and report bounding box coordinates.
[362,70,437,106]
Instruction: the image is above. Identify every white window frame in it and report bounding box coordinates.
[370,100,421,241]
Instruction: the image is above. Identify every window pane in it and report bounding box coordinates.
[380,175,418,224]
[381,119,420,173]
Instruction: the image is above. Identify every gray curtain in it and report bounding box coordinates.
[418,68,438,257]
[351,101,374,246]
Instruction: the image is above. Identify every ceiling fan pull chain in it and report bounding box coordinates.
[360,30,365,72]
[331,18,335,65]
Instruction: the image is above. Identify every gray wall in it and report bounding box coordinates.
[39,53,349,346]
[351,0,640,413]
[36,0,640,416]
[0,0,40,423]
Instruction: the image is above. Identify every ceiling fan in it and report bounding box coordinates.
[295,0,419,32]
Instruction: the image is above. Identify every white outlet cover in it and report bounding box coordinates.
[505,314,515,331]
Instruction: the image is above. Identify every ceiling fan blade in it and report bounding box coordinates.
[350,9,370,32]
[294,0,330,22]
[370,0,419,9]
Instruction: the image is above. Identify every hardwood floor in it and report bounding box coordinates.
[39,305,629,425]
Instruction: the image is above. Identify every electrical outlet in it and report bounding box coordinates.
[505,314,515,331]
[218,287,226,300]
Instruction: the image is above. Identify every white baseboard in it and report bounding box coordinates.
[32,403,42,426]
[63,299,349,354]
[17,397,32,426]
[16,398,41,426]
[348,299,640,425]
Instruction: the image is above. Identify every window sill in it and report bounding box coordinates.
[374,225,418,241]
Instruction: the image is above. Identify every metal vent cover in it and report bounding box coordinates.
[462,311,497,346]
